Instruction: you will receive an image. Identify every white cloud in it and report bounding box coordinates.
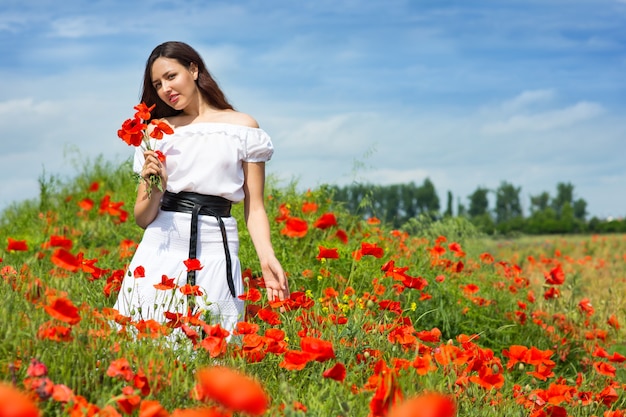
[481,101,604,135]
[49,16,122,38]
[500,89,555,112]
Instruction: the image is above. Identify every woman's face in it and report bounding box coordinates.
[151,57,199,111]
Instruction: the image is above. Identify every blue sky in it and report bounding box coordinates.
[1,0,625,219]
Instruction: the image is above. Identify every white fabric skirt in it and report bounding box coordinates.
[113,210,244,334]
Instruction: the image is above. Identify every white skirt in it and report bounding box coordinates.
[113,210,244,334]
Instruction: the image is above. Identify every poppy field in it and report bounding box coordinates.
[1,158,625,416]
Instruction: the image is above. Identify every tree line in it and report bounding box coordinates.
[329,179,625,235]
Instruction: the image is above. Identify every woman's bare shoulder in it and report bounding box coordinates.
[214,110,259,128]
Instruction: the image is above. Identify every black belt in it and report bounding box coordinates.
[160,191,236,299]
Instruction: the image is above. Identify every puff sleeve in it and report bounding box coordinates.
[242,129,274,162]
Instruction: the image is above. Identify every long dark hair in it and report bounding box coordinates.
[141,41,234,120]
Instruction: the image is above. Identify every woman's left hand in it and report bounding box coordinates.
[261,256,289,304]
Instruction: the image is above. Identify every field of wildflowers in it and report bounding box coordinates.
[1,157,625,416]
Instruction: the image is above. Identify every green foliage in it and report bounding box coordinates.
[0,156,625,416]
[328,180,621,237]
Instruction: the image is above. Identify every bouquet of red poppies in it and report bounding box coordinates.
[117,103,173,198]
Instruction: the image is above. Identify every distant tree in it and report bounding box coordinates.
[383,184,401,225]
[457,198,466,217]
[558,202,576,233]
[530,191,550,213]
[573,198,588,221]
[444,190,453,217]
[416,178,440,217]
[552,182,574,216]
[468,187,490,218]
[494,181,523,224]
[526,206,559,234]
[400,182,418,220]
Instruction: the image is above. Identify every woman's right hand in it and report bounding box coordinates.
[140,150,168,189]
[134,150,167,228]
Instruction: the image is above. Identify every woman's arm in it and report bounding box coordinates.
[134,150,167,229]
[243,161,289,302]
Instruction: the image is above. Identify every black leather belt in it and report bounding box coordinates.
[160,191,236,298]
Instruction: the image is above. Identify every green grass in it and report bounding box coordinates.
[1,157,625,416]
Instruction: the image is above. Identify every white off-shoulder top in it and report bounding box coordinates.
[133,122,274,203]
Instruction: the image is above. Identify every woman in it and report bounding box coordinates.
[113,41,288,336]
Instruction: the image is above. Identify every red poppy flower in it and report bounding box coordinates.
[154,275,176,290]
[502,345,528,370]
[429,245,446,258]
[139,400,169,417]
[353,242,384,260]
[388,393,456,417]
[301,201,318,213]
[479,252,494,264]
[388,325,417,346]
[184,258,203,272]
[78,197,94,211]
[416,328,441,343]
[195,366,268,416]
[233,321,260,335]
[155,150,167,163]
[99,195,128,221]
[200,332,228,358]
[238,288,262,302]
[577,298,594,316]
[133,266,146,278]
[469,367,505,390]
[593,361,616,378]
[334,229,349,244]
[42,235,73,250]
[150,120,174,139]
[180,284,203,296]
[132,369,151,396]
[107,358,134,381]
[274,203,290,222]
[524,346,555,367]
[134,102,155,120]
[27,358,48,377]
[544,287,560,300]
[607,314,620,329]
[280,217,308,238]
[171,407,228,417]
[87,181,99,192]
[279,350,315,371]
[7,237,28,252]
[313,213,337,229]
[117,386,141,414]
[301,336,335,362]
[317,246,339,260]
[527,363,555,381]
[50,248,80,272]
[448,242,465,257]
[52,384,74,403]
[0,382,40,417]
[412,353,437,375]
[403,276,428,290]
[265,328,285,341]
[545,264,565,285]
[118,117,147,146]
[369,364,403,417]
[119,239,137,258]
[597,386,618,407]
[323,362,347,382]
[44,297,81,325]
[257,308,282,325]
[37,321,72,342]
